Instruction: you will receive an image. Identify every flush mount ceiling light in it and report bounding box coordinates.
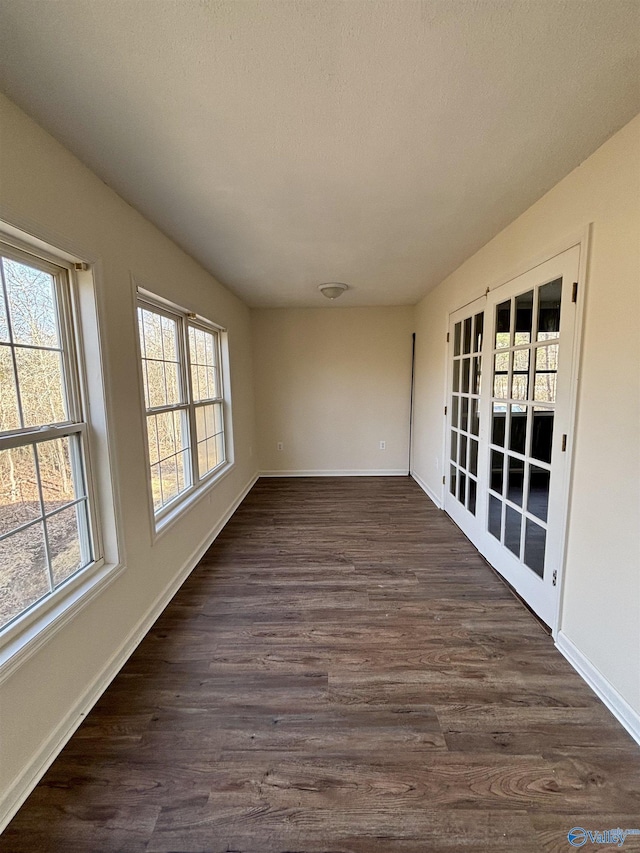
[318,282,348,300]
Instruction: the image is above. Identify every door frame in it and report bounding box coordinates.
[442,225,590,637]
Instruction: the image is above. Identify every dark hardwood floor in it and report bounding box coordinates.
[2,477,639,852]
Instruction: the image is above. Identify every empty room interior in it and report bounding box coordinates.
[0,1,639,851]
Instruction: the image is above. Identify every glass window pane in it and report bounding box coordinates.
[524,519,546,577]
[458,434,467,469]
[0,444,40,536]
[197,440,208,479]
[48,503,87,586]
[15,348,67,427]
[470,398,479,436]
[156,411,177,461]
[147,414,159,465]
[452,360,460,393]
[511,349,530,402]
[463,317,472,355]
[37,437,80,513]
[473,313,484,353]
[159,457,180,505]
[211,402,224,435]
[468,477,477,515]
[143,309,163,359]
[505,506,522,557]
[196,405,208,444]
[0,522,50,627]
[513,349,530,371]
[192,363,216,403]
[536,344,558,372]
[514,290,533,345]
[534,371,557,404]
[528,465,550,522]
[450,430,458,463]
[493,349,508,400]
[511,373,528,402]
[145,359,166,409]
[215,434,225,469]
[460,397,469,433]
[490,450,504,494]
[494,351,509,372]
[453,322,461,357]
[511,373,529,401]
[488,495,502,540]
[458,471,466,506]
[537,278,562,341]
[531,408,554,464]
[451,395,459,429]
[509,405,527,455]
[189,327,218,402]
[492,404,506,447]
[196,403,222,445]
[150,462,163,510]
[164,361,180,406]
[0,290,9,342]
[160,315,178,361]
[495,300,511,349]
[469,439,478,476]
[507,456,524,506]
[176,449,190,491]
[0,346,20,431]
[3,258,59,348]
[449,464,457,497]
[461,358,470,394]
[472,356,481,395]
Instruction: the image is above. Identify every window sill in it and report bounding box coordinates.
[151,459,236,542]
[0,558,126,684]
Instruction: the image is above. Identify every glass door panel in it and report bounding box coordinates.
[445,300,486,539]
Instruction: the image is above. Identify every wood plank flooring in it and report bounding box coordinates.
[2,476,639,852]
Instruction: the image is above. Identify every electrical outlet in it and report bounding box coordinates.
[277,441,283,451]
[379,440,386,450]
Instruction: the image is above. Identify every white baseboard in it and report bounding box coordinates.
[259,469,409,477]
[556,630,640,746]
[411,470,443,508]
[0,472,258,833]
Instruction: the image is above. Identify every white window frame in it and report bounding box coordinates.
[0,230,118,673]
[135,288,233,531]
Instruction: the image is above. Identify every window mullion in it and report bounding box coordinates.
[182,320,199,484]
[32,444,55,595]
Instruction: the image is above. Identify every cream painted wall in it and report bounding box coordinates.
[253,307,414,474]
[412,114,640,716]
[0,93,257,819]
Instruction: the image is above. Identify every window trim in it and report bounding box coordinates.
[135,287,234,534]
[0,227,120,677]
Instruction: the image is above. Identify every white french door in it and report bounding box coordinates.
[444,297,485,540]
[445,246,581,628]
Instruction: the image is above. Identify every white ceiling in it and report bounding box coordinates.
[0,1,638,307]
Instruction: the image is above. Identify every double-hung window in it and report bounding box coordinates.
[136,292,229,522]
[0,243,98,632]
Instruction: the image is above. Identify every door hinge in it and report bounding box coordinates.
[442,475,446,485]
[572,282,578,303]
[561,434,567,452]
[446,332,450,343]
[552,570,557,587]
[444,405,447,416]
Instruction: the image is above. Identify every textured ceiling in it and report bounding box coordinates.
[0,1,638,307]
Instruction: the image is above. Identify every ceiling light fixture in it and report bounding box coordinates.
[318,282,348,300]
